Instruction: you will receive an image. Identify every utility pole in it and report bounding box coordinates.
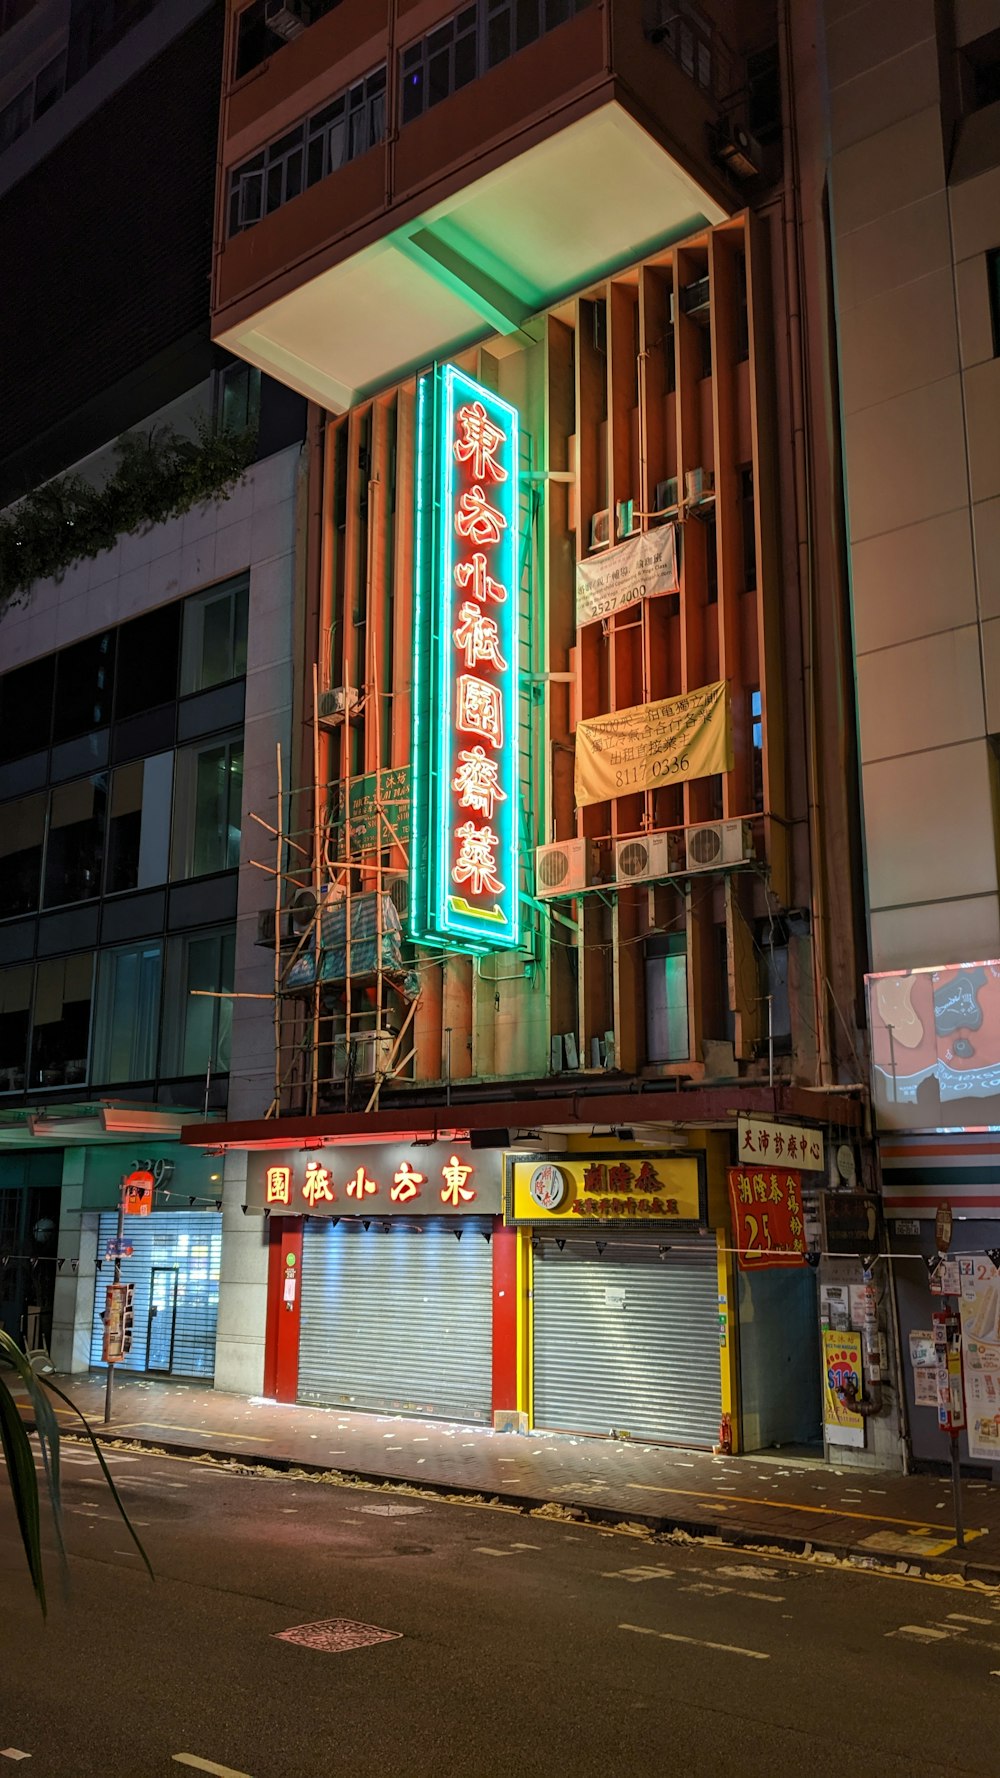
[103,1176,126,1427]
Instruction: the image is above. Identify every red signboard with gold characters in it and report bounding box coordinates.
[727,1166,807,1269]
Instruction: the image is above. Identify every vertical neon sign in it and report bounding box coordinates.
[411,366,520,953]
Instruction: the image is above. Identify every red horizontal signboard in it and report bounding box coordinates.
[727,1166,807,1269]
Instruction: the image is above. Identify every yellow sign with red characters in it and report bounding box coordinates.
[506,1154,705,1225]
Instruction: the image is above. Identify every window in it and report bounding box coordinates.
[0,656,54,762]
[646,0,715,94]
[30,955,93,1089]
[33,51,66,119]
[0,792,46,919]
[91,941,162,1084]
[105,755,173,894]
[160,927,235,1078]
[228,65,386,237]
[400,0,592,125]
[170,736,243,880]
[0,84,31,153]
[962,28,1000,112]
[43,774,108,907]
[0,966,31,1092]
[989,249,1000,359]
[740,464,757,591]
[645,935,689,1062]
[53,630,115,743]
[115,604,180,719]
[750,688,764,811]
[180,576,249,695]
[216,361,261,436]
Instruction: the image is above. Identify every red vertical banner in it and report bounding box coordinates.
[727,1166,806,1269]
[491,1219,518,1415]
[264,1216,303,1402]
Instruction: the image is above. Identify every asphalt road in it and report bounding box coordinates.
[1,1445,999,1778]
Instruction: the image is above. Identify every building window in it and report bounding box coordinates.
[180,576,249,696]
[53,630,115,743]
[645,935,689,1062]
[227,65,386,237]
[989,249,1000,358]
[91,941,162,1085]
[160,927,235,1078]
[0,792,46,919]
[115,604,181,719]
[646,0,716,94]
[170,736,244,881]
[0,83,32,152]
[105,755,173,895]
[0,656,54,762]
[216,361,261,436]
[0,965,31,1093]
[43,774,108,908]
[400,0,593,126]
[30,954,93,1090]
[740,464,757,591]
[750,688,764,811]
[962,28,1000,112]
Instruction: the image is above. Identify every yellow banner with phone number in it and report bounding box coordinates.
[574,679,732,808]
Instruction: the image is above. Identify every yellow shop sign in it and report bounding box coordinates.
[506,1154,705,1225]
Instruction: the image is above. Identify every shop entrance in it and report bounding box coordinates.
[90,1210,221,1379]
[146,1266,180,1373]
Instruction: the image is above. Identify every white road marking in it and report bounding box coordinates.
[172,1758,253,1777]
[619,1623,769,1660]
[601,1566,674,1583]
[510,1543,541,1550]
[948,1613,992,1625]
[0,1751,31,1761]
[474,1547,517,1557]
[888,1625,951,1642]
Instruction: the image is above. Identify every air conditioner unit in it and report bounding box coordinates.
[264,0,311,41]
[289,882,346,935]
[535,839,598,899]
[255,908,290,947]
[685,467,715,505]
[654,477,679,515]
[680,275,711,319]
[713,120,763,182]
[616,498,638,539]
[684,819,754,872]
[318,685,361,726]
[387,873,409,921]
[589,509,611,550]
[331,1030,397,1082]
[615,832,684,886]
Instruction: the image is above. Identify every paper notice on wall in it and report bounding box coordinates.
[849,1283,877,1330]
[914,1365,938,1407]
[821,1285,850,1332]
[909,1330,935,1367]
[958,1255,1000,1460]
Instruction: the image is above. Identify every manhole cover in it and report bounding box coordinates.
[359,1502,424,1517]
[274,1618,403,1654]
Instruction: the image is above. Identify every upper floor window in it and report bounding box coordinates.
[961,28,1000,112]
[400,0,593,126]
[227,66,386,238]
[234,0,345,81]
[180,575,249,695]
[988,247,1000,358]
[645,0,718,95]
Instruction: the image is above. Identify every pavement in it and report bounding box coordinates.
[27,1370,1000,1584]
[5,1443,1000,1776]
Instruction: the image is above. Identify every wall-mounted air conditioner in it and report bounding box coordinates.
[265,0,311,41]
[680,276,711,319]
[615,832,684,886]
[685,467,715,505]
[654,478,679,515]
[589,509,611,550]
[684,820,754,872]
[289,882,346,935]
[616,498,638,539]
[331,1030,398,1082]
[255,908,290,947]
[318,685,361,726]
[713,120,763,182]
[535,839,599,899]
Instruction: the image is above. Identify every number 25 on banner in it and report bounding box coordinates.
[727,1166,807,1269]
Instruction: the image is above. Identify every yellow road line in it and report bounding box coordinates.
[100,1422,273,1442]
[626,1481,957,1534]
[172,1757,253,1777]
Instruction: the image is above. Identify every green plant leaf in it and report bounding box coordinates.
[38,1373,154,1584]
[0,1365,46,1615]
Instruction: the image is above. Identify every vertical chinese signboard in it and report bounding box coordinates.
[727,1166,807,1268]
[411,364,520,953]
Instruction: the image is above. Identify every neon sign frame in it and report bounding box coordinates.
[410,365,520,953]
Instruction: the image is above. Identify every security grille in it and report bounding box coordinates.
[89,1211,221,1379]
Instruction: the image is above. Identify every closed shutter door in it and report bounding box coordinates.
[90,1211,221,1379]
[532,1240,721,1447]
[299,1222,493,1423]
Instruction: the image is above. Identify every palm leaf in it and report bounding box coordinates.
[0,1363,46,1615]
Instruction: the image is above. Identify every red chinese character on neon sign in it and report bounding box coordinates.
[457,674,502,749]
[453,401,508,483]
[265,1165,291,1206]
[390,1161,425,1204]
[302,1161,335,1209]
[440,1154,476,1206]
[453,602,507,671]
[455,552,506,605]
[453,822,504,896]
[453,746,507,820]
[455,485,506,547]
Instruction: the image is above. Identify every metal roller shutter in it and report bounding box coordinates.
[532,1239,721,1447]
[90,1211,221,1379]
[299,1220,493,1423]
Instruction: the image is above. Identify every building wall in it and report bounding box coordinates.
[824,0,1000,972]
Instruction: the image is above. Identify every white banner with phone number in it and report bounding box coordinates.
[959,1255,1000,1459]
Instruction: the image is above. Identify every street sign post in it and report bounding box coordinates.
[935,1198,953,1256]
[103,1168,152,1425]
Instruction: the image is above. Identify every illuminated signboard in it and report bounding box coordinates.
[411,365,520,953]
[244,1143,502,1217]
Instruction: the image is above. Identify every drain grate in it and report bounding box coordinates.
[359,1502,424,1517]
[274,1618,403,1654]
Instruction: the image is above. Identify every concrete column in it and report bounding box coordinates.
[50,1148,99,1374]
[213,1148,269,1394]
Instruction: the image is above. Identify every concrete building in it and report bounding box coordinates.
[0,0,303,1392]
[183,0,880,1461]
[818,0,1000,1470]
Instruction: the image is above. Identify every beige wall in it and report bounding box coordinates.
[826,0,1000,970]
